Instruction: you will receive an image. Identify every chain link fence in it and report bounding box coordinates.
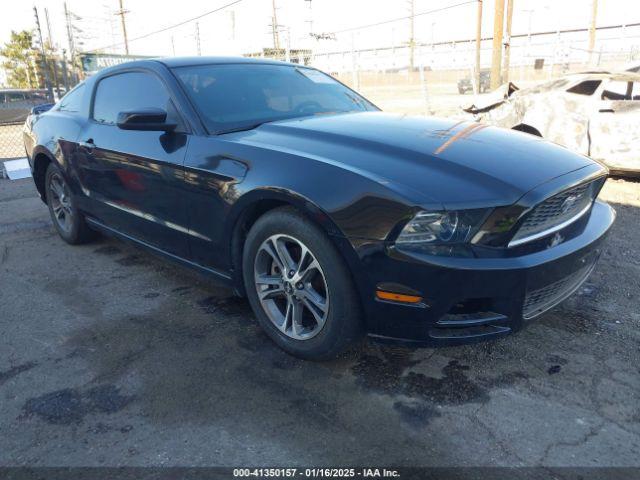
[1,83,55,162]
[0,122,25,160]
[1,51,59,163]
[2,17,639,163]
[302,24,640,117]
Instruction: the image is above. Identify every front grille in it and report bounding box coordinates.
[510,180,597,247]
[522,262,595,319]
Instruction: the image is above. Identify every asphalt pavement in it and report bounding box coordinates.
[0,176,638,467]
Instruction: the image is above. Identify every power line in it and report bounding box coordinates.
[85,0,243,53]
[310,22,640,58]
[328,0,477,35]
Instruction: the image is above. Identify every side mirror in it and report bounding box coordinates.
[31,103,55,115]
[116,108,177,132]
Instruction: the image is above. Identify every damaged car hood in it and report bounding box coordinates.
[463,82,520,114]
[226,112,595,209]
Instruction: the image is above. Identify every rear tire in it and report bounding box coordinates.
[45,162,95,245]
[243,207,363,360]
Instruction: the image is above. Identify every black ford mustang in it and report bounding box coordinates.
[23,57,615,360]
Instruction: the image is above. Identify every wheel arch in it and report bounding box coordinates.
[31,147,57,204]
[227,189,364,297]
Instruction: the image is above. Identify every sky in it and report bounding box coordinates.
[0,0,638,59]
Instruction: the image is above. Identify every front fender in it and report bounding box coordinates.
[225,187,377,300]
[226,187,346,238]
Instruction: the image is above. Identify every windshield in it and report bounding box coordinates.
[173,63,378,133]
[518,78,571,95]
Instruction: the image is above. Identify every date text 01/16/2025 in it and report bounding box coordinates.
[232,468,401,478]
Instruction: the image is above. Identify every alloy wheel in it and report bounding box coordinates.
[49,173,73,233]
[254,234,329,340]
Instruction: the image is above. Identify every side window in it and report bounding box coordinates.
[566,80,601,96]
[58,84,85,112]
[601,80,632,100]
[7,92,25,103]
[92,71,180,127]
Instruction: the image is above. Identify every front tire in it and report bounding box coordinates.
[243,207,363,360]
[45,162,95,245]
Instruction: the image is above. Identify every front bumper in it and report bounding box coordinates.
[357,200,616,347]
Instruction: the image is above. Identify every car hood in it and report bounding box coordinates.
[462,82,520,113]
[227,112,596,209]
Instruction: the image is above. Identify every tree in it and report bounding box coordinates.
[1,30,38,88]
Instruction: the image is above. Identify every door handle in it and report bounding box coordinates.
[598,108,615,113]
[79,138,95,151]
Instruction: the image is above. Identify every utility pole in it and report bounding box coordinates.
[304,0,313,40]
[502,0,514,83]
[195,22,201,55]
[33,7,53,100]
[64,3,75,72]
[45,8,61,98]
[271,0,281,51]
[474,0,482,94]
[230,11,236,41]
[61,49,69,90]
[285,26,291,62]
[489,0,505,89]
[350,32,359,90]
[115,0,130,55]
[588,0,598,64]
[408,0,415,71]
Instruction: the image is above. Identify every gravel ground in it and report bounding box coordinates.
[0,174,638,468]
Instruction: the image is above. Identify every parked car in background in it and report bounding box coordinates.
[458,70,491,94]
[463,71,640,174]
[0,89,50,124]
[24,57,614,360]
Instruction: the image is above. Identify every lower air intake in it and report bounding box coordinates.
[523,262,596,319]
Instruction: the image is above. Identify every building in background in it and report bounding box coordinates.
[77,52,154,77]
[244,48,312,64]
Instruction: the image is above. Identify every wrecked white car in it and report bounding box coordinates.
[464,72,640,174]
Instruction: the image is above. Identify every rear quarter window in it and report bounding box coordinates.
[602,80,631,100]
[566,80,601,96]
[58,84,85,112]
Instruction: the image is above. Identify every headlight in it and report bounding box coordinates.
[395,209,490,246]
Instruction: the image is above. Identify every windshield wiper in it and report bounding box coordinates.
[343,92,368,109]
[216,120,275,135]
[215,109,355,134]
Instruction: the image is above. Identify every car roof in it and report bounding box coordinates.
[564,71,640,82]
[90,56,303,79]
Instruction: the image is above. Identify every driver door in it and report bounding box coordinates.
[74,70,191,258]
